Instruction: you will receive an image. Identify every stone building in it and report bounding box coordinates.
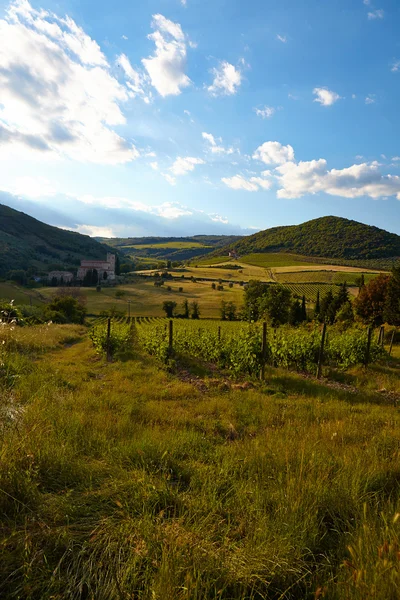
[47,271,74,283]
[77,253,116,282]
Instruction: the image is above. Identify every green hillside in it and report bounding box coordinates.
[99,235,243,262]
[0,204,115,276]
[218,216,400,261]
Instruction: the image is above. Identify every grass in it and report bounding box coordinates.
[1,323,400,599]
[41,280,245,318]
[275,271,380,285]
[0,282,44,306]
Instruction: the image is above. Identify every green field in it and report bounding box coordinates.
[240,253,314,268]
[128,241,210,250]
[0,282,44,306]
[275,270,380,286]
[1,321,400,598]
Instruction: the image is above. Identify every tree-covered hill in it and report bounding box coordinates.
[217,216,400,260]
[0,204,115,276]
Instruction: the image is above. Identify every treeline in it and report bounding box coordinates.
[219,216,400,260]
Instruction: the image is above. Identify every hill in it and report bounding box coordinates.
[98,234,243,263]
[217,216,400,261]
[0,204,115,276]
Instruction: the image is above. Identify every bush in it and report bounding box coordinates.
[90,322,133,358]
[46,295,86,324]
[0,300,23,324]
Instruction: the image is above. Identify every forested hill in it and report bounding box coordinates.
[218,216,400,260]
[0,204,114,276]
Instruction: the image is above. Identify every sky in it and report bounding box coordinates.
[1,0,400,238]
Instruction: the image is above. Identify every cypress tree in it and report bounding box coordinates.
[315,290,321,320]
[384,264,400,325]
[301,295,307,321]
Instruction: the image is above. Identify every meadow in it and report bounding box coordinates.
[1,321,400,599]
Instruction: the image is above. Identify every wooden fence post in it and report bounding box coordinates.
[381,326,385,348]
[106,318,111,362]
[316,322,327,380]
[169,319,173,352]
[389,329,396,356]
[218,326,221,341]
[260,322,267,381]
[365,327,373,367]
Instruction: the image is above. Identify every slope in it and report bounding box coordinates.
[217,216,400,261]
[0,203,116,276]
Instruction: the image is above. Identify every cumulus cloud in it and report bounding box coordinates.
[207,61,242,96]
[253,141,295,165]
[275,159,400,200]
[202,131,234,155]
[142,14,191,97]
[221,174,271,192]
[0,0,139,164]
[170,156,205,176]
[277,34,287,43]
[254,106,276,119]
[313,87,341,106]
[391,60,400,73]
[368,9,384,19]
[365,95,376,104]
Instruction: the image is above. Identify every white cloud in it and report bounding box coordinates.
[392,156,400,161]
[162,173,176,186]
[202,131,234,155]
[122,35,128,40]
[363,0,371,5]
[74,224,116,237]
[275,158,400,200]
[170,156,205,176]
[277,34,287,43]
[365,95,376,104]
[352,94,357,99]
[254,106,276,119]
[149,161,159,170]
[181,0,187,6]
[253,141,295,165]
[221,174,271,192]
[368,9,384,19]
[391,60,400,73]
[313,87,341,106]
[117,53,149,101]
[208,61,242,96]
[0,0,139,164]
[2,175,57,198]
[142,13,191,97]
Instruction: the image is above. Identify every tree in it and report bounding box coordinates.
[103,271,108,280]
[354,274,390,326]
[314,290,321,320]
[191,301,200,319]
[258,285,292,326]
[182,299,190,319]
[336,301,354,326]
[243,280,269,321]
[301,295,307,322]
[334,282,350,313]
[8,270,27,285]
[162,301,177,318]
[356,273,365,292]
[46,295,86,324]
[319,290,336,324]
[226,302,237,321]
[220,300,227,321]
[384,264,400,325]
[115,255,121,276]
[289,299,303,325]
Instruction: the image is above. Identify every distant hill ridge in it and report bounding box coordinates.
[217,216,400,260]
[0,204,115,276]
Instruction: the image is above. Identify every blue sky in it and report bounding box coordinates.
[1,0,400,237]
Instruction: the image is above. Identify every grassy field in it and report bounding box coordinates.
[1,322,400,599]
[0,282,44,306]
[275,271,379,285]
[40,280,245,318]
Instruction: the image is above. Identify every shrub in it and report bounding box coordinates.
[90,322,133,358]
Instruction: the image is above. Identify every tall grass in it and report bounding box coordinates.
[0,325,400,598]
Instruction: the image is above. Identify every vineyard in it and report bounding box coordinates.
[91,317,386,377]
[275,270,378,285]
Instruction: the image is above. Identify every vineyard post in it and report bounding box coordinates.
[260,322,267,380]
[316,322,327,379]
[389,329,396,356]
[218,326,221,341]
[365,327,373,367]
[106,318,111,362]
[380,326,385,348]
[169,319,173,352]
